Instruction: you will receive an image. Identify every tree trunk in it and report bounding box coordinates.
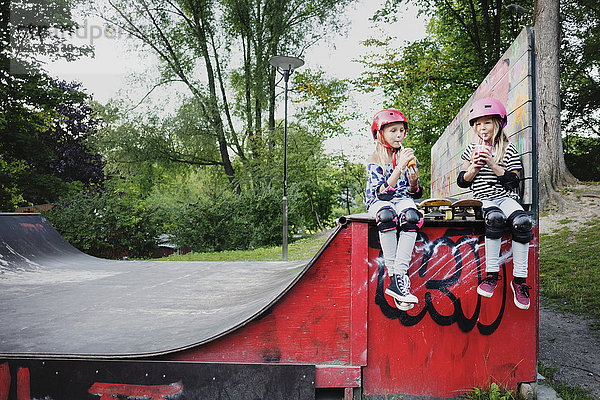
[534,0,577,210]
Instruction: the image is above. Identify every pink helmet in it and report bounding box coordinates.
[371,109,408,140]
[468,97,507,128]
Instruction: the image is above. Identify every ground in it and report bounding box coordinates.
[538,183,600,235]
[538,183,600,398]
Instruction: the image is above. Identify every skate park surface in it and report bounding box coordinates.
[0,212,313,358]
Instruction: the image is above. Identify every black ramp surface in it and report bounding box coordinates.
[0,213,320,358]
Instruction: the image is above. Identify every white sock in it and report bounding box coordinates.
[485,237,502,273]
[512,240,529,278]
[394,231,417,276]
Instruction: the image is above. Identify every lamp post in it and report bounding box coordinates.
[269,55,304,261]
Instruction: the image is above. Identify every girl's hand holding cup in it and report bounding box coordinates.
[396,148,415,171]
[473,144,490,167]
[406,159,419,186]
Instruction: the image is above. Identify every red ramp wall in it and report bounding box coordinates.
[168,217,538,398]
[363,222,537,397]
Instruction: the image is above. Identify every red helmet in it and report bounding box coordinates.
[468,97,507,127]
[371,109,408,140]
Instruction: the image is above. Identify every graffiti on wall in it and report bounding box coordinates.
[430,27,535,205]
[0,360,314,400]
[372,228,528,336]
[0,362,183,400]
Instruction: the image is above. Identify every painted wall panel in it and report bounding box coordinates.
[431,27,535,206]
[363,223,537,397]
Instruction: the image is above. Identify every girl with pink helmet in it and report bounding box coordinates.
[365,109,424,311]
[457,97,534,310]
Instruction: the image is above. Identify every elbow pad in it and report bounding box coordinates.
[408,186,423,199]
[499,171,520,190]
[377,185,396,201]
[457,171,472,188]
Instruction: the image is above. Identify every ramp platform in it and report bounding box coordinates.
[0,213,316,358]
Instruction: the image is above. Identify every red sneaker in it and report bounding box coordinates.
[477,275,499,298]
[511,280,531,310]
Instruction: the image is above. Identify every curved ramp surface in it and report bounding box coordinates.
[0,213,316,358]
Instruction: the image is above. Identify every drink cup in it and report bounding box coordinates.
[407,157,417,173]
[474,144,488,165]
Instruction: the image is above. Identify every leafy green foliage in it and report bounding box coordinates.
[1,0,98,210]
[560,0,600,139]
[0,78,103,209]
[43,183,159,259]
[168,186,284,252]
[460,383,514,400]
[294,69,357,136]
[294,69,366,214]
[0,157,26,209]
[563,135,600,181]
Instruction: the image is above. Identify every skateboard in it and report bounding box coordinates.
[417,198,453,220]
[449,198,483,220]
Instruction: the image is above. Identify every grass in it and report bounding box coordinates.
[459,383,515,400]
[538,362,596,400]
[153,229,334,262]
[539,217,600,330]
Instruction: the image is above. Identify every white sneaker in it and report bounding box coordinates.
[385,274,418,303]
[394,299,415,311]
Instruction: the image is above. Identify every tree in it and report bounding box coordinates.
[560,0,600,183]
[1,0,95,209]
[95,0,356,190]
[560,0,600,139]
[357,0,531,190]
[41,81,104,186]
[0,78,104,208]
[534,0,577,208]
[44,182,160,259]
[294,68,364,215]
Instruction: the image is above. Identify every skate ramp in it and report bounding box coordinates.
[0,213,331,358]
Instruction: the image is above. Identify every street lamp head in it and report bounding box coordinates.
[506,3,528,14]
[269,55,305,72]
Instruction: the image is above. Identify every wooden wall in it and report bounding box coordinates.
[430,27,536,208]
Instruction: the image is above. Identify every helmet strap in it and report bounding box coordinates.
[377,130,399,169]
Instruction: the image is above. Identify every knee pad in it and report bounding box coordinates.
[399,207,424,232]
[508,210,534,243]
[484,207,507,239]
[376,206,398,232]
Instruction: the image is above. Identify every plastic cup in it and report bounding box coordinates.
[474,144,488,165]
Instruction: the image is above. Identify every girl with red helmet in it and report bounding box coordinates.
[457,97,533,310]
[365,109,424,311]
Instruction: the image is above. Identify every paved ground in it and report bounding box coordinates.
[539,302,600,399]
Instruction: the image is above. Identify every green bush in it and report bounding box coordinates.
[169,186,284,252]
[44,189,159,259]
[564,135,600,181]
